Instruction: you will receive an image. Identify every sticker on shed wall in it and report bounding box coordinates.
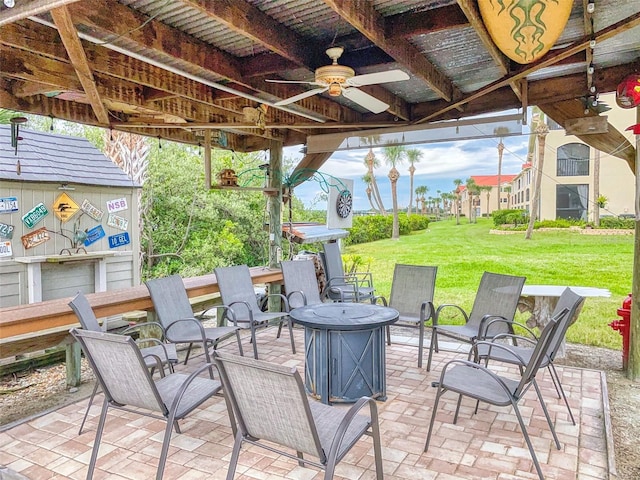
[53,193,80,222]
[84,225,105,246]
[106,198,128,213]
[81,199,104,221]
[21,227,50,249]
[0,197,19,214]
[22,203,48,228]
[107,213,128,231]
[108,232,130,248]
[0,222,14,239]
[0,240,12,257]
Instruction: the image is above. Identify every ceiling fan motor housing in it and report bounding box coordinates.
[315,64,355,96]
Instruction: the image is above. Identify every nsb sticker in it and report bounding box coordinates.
[53,192,80,222]
[0,197,18,214]
[0,240,12,257]
[21,227,50,249]
[107,213,128,231]
[84,225,105,246]
[81,199,104,221]
[108,232,130,248]
[0,222,14,239]
[22,203,48,228]
[106,197,128,213]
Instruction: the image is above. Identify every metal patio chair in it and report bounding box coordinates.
[70,328,225,480]
[375,264,437,367]
[281,259,324,309]
[69,291,179,435]
[320,242,375,302]
[215,265,295,359]
[424,308,569,480]
[475,287,585,425]
[426,271,526,371]
[146,274,243,365]
[213,351,383,480]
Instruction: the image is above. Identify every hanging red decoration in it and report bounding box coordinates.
[616,74,640,109]
[625,124,640,135]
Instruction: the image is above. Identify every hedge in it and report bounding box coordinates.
[344,213,430,246]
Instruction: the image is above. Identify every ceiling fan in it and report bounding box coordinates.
[266,47,410,114]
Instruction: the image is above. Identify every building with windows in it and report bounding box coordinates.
[510,93,636,221]
[458,174,518,218]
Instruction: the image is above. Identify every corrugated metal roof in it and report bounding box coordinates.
[0,126,138,188]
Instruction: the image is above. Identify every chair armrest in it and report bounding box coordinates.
[165,317,208,342]
[287,290,308,306]
[433,304,468,327]
[121,321,166,340]
[262,292,290,313]
[421,301,436,322]
[223,301,256,325]
[438,358,515,397]
[479,317,539,340]
[372,295,387,306]
[327,396,379,463]
[346,271,373,288]
[142,353,167,376]
[168,362,221,414]
[470,341,529,365]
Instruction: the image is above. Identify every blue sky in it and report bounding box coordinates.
[285,132,532,211]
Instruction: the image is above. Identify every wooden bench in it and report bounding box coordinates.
[0,268,282,385]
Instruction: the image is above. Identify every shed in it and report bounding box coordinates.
[0,125,140,309]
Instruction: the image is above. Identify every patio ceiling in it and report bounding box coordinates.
[0,0,638,169]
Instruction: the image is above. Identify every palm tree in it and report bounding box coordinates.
[360,136,387,216]
[453,178,463,225]
[406,149,423,216]
[504,185,512,209]
[494,126,510,211]
[480,185,492,217]
[415,185,428,215]
[466,177,480,223]
[382,143,406,239]
[362,173,379,213]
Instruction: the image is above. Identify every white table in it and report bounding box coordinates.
[519,285,611,356]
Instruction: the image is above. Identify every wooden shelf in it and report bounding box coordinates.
[210,186,279,194]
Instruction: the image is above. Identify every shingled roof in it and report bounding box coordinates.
[0,126,138,188]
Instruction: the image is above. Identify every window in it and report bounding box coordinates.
[556,184,589,220]
[557,143,589,176]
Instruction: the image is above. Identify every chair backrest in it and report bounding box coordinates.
[322,242,346,285]
[69,292,102,332]
[468,272,526,335]
[388,264,437,317]
[547,288,585,361]
[214,352,325,461]
[145,274,199,332]
[281,260,322,308]
[70,328,167,414]
[514,308,567,398]
[214,265,262,317]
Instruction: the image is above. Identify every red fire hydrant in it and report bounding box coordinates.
[609,293,632,370]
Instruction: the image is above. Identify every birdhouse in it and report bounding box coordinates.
[217,169,238,187]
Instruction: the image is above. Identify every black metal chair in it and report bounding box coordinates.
[320,242,374,303]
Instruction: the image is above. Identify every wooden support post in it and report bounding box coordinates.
[628,106,640,381]
[65,342,81,387]
[204,130,212,189]
[267,140,283,312]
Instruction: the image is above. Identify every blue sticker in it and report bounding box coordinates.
[84,225,105,246]
[108,231,130,248]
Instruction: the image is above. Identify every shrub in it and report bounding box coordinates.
[492,209,527,226]
[344,214,429,245]
[600,217,635,229]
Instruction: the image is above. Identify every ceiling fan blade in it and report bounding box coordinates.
[347,69,410,87]
[342,87,389,114]
[274,87,328,106]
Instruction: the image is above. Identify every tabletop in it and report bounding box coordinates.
[521,285,611,298]
[290,303,399,330]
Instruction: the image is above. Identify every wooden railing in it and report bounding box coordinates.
[0,267,283,359]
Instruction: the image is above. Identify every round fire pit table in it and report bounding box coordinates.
[290,302,399,404]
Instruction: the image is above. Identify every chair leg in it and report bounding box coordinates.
[453,394,463,423]
[424,386,444,452]
[184,342,194,365]
[549,363,576,425]
[417,322,424,368]
[276,321,283,339]
[251,324,259,359]
[386,324,391,346]
[287,317,296,354]
[296,451,305,467]
[512,401,546,480]
[532,379,561,449]
[426,329,437,372]
[226,430,244,480]
[370,402,384,480]
[79,381,100,435]
[235,330,244,357]
[87,397,110,480]
[157,416,178,480]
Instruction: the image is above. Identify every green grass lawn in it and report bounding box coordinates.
[342,217,634,350]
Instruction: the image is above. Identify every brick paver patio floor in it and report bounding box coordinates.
[0,325,611,479]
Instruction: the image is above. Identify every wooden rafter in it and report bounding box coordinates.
[0,0,81,27]
[50,6,110,125]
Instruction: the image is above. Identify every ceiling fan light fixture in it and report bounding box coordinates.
[328,83,342,96]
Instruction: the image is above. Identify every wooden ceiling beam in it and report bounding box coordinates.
[0,0,81,27]
[323,0,459,102]
[181,0,325,69]
[50,6,110,125]
[384,4,468,39]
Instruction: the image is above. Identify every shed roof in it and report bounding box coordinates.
[0,126,138,188]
